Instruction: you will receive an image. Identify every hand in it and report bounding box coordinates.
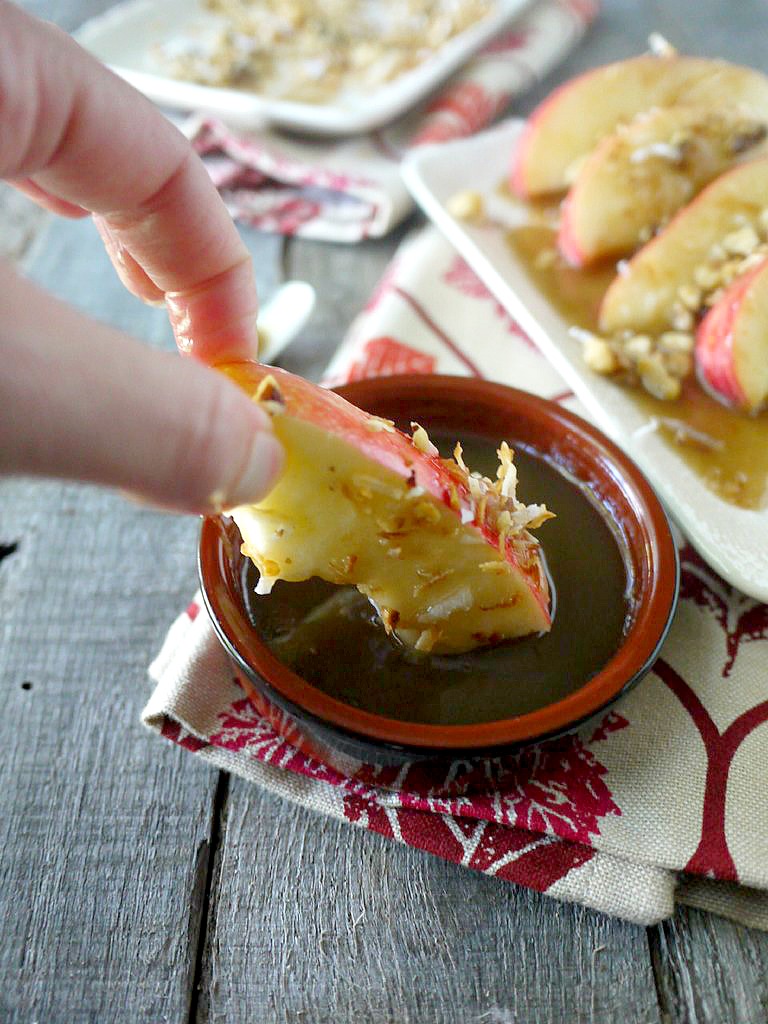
[0,1,283,512]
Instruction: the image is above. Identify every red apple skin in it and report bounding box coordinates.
[511,55,768,200]
[221,361,468,503]
[599,157,768,336]
[510,75,574,198]
[510,56,675,199]
[695,260,767,410]
[218,361,551,622]
[555,104,761,269]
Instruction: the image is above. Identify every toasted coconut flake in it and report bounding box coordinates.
[413,500,442,525]
[380,607,400,634]
[413,568,455,596]
[479,595,521,611]
[519,505,555,530]
[328,553,358,579]
[255,574,276,595]
[419,586,474,622]
[254,374,285,407]
[648,33,677,57]
[630,142,684,164]
[453,442,469,474]
[658,417,725,451]
[479,560,512,574]
[410,422,439,457]
[365,415,397,433]
[496,442,518,499]
[207,488,226,513]
[414,627,441,653]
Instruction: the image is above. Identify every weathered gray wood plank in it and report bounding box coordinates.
[197,782,661,1024]
[0,477,216,1023]
[280,222,415,382]
[0,214,283,1021]
[650,906,768,1024]
[0,215,219,1021]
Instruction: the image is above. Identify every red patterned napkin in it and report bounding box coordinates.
[145,227,768,928]
[185,0,597,241]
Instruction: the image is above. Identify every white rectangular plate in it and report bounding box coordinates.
[75,0,530,135]
[402,119,768,602]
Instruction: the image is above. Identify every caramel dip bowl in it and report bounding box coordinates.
[199,375,678,775]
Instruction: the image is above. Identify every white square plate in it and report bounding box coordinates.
[76,0,530,135]
[402,119,768,602]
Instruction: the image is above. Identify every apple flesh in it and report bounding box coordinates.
[512,55,768,199]
[559,106,767,267]
[695,257,768,412]
[599,156,768,336]
[219,363,552,654]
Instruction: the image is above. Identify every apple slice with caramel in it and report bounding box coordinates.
[511,54,768,199]
[559,106,767,267]
[696,256,768,413]
[220,363,553,655]
[599,156,768,336]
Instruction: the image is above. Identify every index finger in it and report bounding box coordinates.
[0,1,259,363]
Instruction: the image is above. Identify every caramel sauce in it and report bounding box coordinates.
[507,223,768,510]
[243,436,630,726]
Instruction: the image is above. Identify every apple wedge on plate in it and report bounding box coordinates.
[511,55,768,199]
[558,106,767,267]
[220,363,553,655]
[696,257,768,412]
[599,156,768,335]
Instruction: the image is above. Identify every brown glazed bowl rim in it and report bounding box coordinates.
[199,375,679,752]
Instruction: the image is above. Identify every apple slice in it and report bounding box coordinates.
[599,156,768,336]
[219,363,553,655]
[512,55,768,199]
[696,256,768,412]
[559,106,767,266]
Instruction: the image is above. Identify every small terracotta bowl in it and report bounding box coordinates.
[199,375,678,778]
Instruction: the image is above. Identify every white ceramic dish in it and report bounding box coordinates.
[75,0,530,135]
[258,280,315,364]
[402,119,768,602]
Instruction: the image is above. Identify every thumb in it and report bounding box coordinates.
[0,264,283,513]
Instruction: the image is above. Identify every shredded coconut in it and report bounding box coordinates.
[630,142,684,164]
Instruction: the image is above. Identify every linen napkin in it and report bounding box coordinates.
[145,226,768,929]
[186,0,598,241]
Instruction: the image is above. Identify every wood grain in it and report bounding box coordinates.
[196,782,662,1024]
[0,210,294,1022]
[0,477,216,1022]
[650,906,768,1024]
[281,224,414,382]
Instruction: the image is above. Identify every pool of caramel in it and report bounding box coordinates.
[243,435,631,726]
[507,223,768,510]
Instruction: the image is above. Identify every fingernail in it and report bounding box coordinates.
[221,430,285,509]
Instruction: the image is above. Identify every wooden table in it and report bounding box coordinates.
[2,2,768,1020]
